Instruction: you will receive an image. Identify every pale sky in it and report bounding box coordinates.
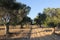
[16,0,60,19]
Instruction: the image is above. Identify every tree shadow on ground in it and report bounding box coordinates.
[0,26,32,40]
[30,34,55,40]
[31,33,60,40]
[0,27,60,40]
[1,34,60,40]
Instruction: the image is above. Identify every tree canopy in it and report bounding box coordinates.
[43,8,60,27]
[0,0,31,25]
[34,8,60,27]
[34,13,46,27]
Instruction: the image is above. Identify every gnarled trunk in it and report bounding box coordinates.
[6,24,9,34]
[5,23,10,36]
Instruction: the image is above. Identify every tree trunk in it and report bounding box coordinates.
[6,24,9,34]
[20,24,23,28]
[40,24,41,27]
[53,27,55,34]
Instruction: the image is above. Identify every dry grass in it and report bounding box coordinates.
[0,26,60,40]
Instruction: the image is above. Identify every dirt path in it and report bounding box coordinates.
[0,27,60,40]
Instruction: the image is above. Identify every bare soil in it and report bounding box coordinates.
[0,26,60,40]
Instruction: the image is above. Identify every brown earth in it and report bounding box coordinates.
[0,26,60,40]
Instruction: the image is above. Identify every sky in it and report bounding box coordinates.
[16,0,60,19]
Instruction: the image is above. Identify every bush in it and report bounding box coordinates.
[48,22,57,28]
